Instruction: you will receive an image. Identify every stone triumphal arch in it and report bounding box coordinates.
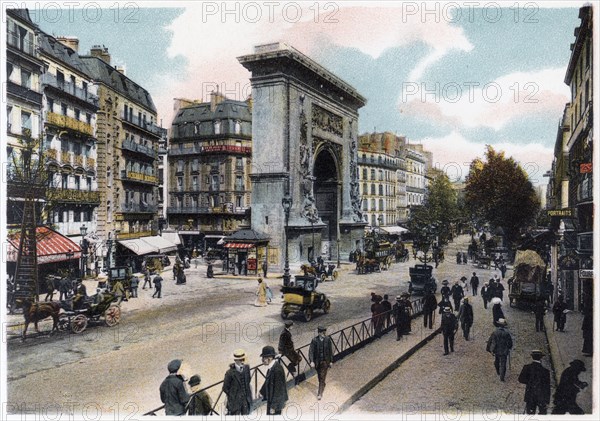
[238,43,367,267]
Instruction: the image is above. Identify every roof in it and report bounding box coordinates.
[172,100,252,124]
[7,226,81,264]
[80,55,156,112]
[225,229,270,242]
[38,33,92,77]
[7,8,37,27]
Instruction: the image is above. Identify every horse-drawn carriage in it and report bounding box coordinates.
[281,275,331,322]
[356,234,394,274]
[509,250,547,308]
[58,290,121,334]
[300,262,339,282]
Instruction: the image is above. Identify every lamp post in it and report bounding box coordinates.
[337,238,341,268]
[281,194,292,287]
[66,249,74,278]
[106,239,113,270]
[80,225,88,278]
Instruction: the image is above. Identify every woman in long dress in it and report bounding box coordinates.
[254,278,268,307]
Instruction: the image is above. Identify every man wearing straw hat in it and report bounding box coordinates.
[486,318,513,382]
[518,350,550,414]
[223,349,252,415]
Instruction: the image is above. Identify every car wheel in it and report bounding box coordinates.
[323,300,331,314]
[304,308,313,322]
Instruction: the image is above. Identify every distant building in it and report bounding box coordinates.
[167,92,252,251]
[404,146,427,209]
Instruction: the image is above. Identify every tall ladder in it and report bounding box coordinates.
[12,194,39,307]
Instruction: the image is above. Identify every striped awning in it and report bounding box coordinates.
[224,243,254,249]
[6,226,81,264]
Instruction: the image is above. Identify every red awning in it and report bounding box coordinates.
[6,226,81,264]
[224,243,254,249]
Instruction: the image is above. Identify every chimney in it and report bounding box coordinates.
[115,65,126,75]
[210,90,227,112]
[56,36,79,52]
[90,45,111,65]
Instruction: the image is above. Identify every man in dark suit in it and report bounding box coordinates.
[533,298,546,332]
[470,272,479,296]
[451,281,465,311]
[487,318,513,381]
[159,359,190,416]
[518,350,550,414]
[259,346,288,415]
[422,289,438,329]
[309,326,334,400]
[223,349,252,415]
[441,307,458,355]
[278,321,300,375]
[552,359,588,414]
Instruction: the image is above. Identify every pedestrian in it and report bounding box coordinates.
[441,307,458,355]
[458,297,474,340]
[159,359,190,416]
[223,349,253,415]
[456,252,462,264]
[462,252,468,264]
[438,296,453,314]
[206,262,214,278]
[500,263,507,279]
[451,280,465,311]
[130,276,139,298]
[371,295,384,338]
[518,350,550,415]
[486,318,513,382]
[440,279,451,299]
[552,359,588,414]
[278,321,301,375]
[470,272,479,296]
[552,295,567,331]
[422,288,438,329]
[259,345,288,414]
[309,326,334,400]
[242,259,247,276]
[381,294,392,326]
[400,293,413,334]
[481,282,490,309]
[491,297,505,327]
[262,260,268,278]
[487,278,497,301]
[187,374,212,415]
[460,275,469,292]
[546,281,554,304]
[152,273,163,298]
[533,298,546,332]
[236,260,243,276]
[59,277,71,301]
[112,279,126,305]
[143,269,152,290]
[494,278,505,301]
[44,276,56,301]
[254,278,268,307]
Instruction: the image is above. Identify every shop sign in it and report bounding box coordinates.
[579,269,594,279]
[548,209,572,217]
[580,163,592,173]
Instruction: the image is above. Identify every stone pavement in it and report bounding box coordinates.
[544,310,593,413]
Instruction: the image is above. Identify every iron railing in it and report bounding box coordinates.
[144,297,424,416]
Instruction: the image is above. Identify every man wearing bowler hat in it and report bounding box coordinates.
[278,320,301,375]
[309,326,334,400]
[259,345,288,415]
[518,350,551,414]
[187,374,212,415]
[159,359,190,415]
[223,349,252,415]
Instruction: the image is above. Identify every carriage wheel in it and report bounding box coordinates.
[304,308,313,322]
[320,273,327,283]
[58,314,70,331]
[71,314,88,334]
[105,305,121,327]
[332,270,339,281]
[323,300,331,314]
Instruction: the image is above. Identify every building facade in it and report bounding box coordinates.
[167,93,252,251]
[80,47,162,270]
[405,147,427,209]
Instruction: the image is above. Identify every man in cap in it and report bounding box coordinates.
[187,374,212,415]
[518,350,550,414]
[259,345,288,414]
[278,321,301,375]
[223,349,252,415]
[309,326,334,400]
[552,359,588,414]
[422,288,438,329]
[470,272,480,296]
[441,307,458,355]
[486,318,513,381]
[457,297,474,341]
[159,359,190,415]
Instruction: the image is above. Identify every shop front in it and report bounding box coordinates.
[223,229,270,276]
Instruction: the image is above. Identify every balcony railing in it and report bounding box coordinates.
[122,139,156,158]
[121,112,163,137]
[61,150,72,165]
[167,206,248,215]
[120,170,157,185]
[85,157,96,170]
[120,203,157,213]
[7,81,43,104]
[169,145,252,156]
[46,112,94,136]
[47,188,100,204]
[117,230,154,240]
[41,73,99,106]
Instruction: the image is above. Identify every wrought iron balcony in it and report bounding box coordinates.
[169,144,252,156]
[120,170,158,185]
[122,139,156,158]
[47,188,100,204]
[7,81,42,105]
[46,112,94,136]
[121,112,163,137]
[41,73,99,107]
[120,203,157,213]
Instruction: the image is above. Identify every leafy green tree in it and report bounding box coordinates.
[465,146,540,244]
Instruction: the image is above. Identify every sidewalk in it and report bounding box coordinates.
[544,310,593,413]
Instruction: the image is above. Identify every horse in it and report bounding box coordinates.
[300,264,317,277]
[21,299,62,341]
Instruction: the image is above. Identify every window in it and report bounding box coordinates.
[62,174,69,189]
[7,63,14,80]
[21,111,31,133]
[177,177,183,191]
[191,196,198,208]
[86,113,92,125]
[73,142,81,155]
[75,109,80,120]
[61,103,68,116]
[379,185,383,196]
[192,175,198,190]
[234,120,241,134]
[362,183,367,195]
[74,210,81,222]
[74,175,80,190]
[370,184,375,195]
[236,195,242,207]
[82,81,88,93]
[214,120,221,134]
[47,98,54,113]
[192,159,199,172]
[362,168,367,180]
[236,157,243,170]
[57,71,65,88]
[177,160,184,173]
[87,177,92,191]
[370,169,375,180]
[235,175,243,191]
[20,69,31,89]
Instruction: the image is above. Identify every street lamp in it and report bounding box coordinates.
[105,239,113,269]
[66,249,74,278]
[80,225,88,278]
[281,194,292,287]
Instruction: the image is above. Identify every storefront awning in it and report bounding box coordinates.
[141,235,178,253]
[161,232,182,246]
[118,238,159,255]
[224,243,254,249]
[381,226,408,235]
[6,226,81,264]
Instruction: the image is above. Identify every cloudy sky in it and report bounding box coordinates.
[34,1,585,184]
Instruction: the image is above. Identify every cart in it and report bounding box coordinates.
[58,291,121,334]
[281,276,331,321]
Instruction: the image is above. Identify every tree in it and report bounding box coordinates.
[464,146,540,245]
[407,173,459,262]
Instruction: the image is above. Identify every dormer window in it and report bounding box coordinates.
[234,120,241,134]
[214,120,221,135]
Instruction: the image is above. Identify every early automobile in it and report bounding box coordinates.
[408,264,437,295]
[281,275,331,322]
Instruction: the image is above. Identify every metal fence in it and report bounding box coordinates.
[144,296,424,416]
